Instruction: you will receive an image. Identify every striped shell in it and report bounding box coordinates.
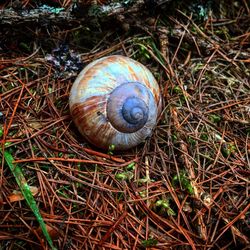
[69,55,162,150]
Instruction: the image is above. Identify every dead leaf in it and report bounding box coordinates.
[8,186,39,202]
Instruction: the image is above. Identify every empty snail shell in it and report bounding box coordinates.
[69,55,162,150]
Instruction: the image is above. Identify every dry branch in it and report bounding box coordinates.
[0,7,77,25]
[0,1,173,26]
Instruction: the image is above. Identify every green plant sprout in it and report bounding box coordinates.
[155,199,176,216]
[115,162,135,181]
[126,162,135,171]
[221,142,236,157]
[209,114,221,123]
[137,176,153,185]
[115,171,134,181]
[141,237,158,248]
[172,171,194,195]
[108,144,115,155]
[139,190,147,198]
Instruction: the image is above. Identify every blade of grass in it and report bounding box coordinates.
[1,147,57,250]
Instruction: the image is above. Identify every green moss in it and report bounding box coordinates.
[209,114,221,123]
[221,142,236,157]
[107,144,115,155]
[155,199,176,216]
[172,171,194,195]
[200,133,209,141]
[115,171,134,181]
[187,136,196,146]
[141,237,158,248]
[126,162,135,171]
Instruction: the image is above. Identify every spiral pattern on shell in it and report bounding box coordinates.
[69,55,162,150]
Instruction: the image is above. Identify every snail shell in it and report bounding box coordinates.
[69,55,162,150]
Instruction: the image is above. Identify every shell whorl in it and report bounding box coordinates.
[122,97,148,125]
[69,55,162,150]
[107,82,154,133]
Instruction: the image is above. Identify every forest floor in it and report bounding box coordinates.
[0,0,249,249]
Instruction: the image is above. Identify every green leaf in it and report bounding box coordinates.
[1,149,57,250]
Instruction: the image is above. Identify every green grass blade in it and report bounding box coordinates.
[1,149,57,250]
